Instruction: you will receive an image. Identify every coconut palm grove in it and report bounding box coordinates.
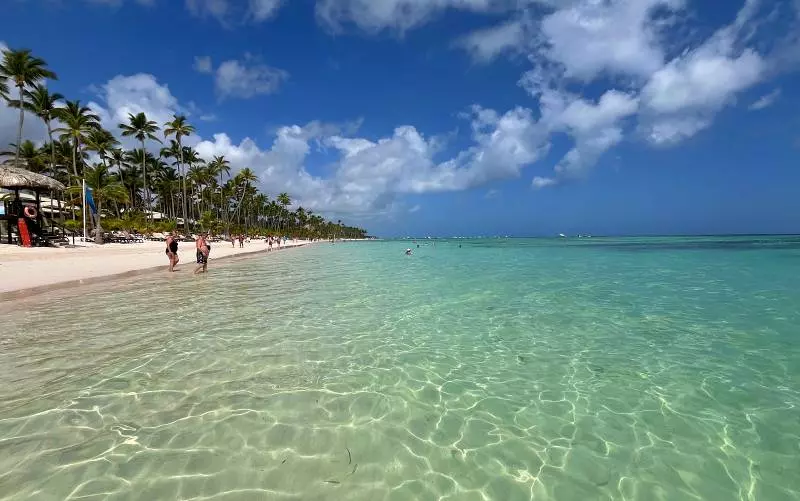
[0,48,369,241]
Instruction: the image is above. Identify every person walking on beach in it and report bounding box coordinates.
[239,234,244,248]
[194,233,210,274]
[165,231,179,272]
[231,235,235,248]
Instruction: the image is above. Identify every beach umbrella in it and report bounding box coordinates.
[0,162,66,191]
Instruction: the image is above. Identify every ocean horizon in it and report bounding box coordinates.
[1,236,798,500]
[378,233,800,239]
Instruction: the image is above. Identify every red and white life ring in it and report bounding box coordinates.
[23,205,38,219]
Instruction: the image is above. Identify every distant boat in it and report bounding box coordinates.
[559,233,566,238]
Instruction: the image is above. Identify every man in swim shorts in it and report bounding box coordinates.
[165,231,179,272]
[194,232,210,274]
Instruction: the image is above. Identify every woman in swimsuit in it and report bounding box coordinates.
[194,233,211,274]
[165,232,179,272]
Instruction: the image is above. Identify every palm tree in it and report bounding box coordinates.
[163,114,195,233]
[253,193,269,228]
[186,163,206,220]
[0,75,8,101]
[84,128,119,168]
[232,168,258,230]
[49,138,78,184]
[124,148,153,210]
[277,192,291,233]
[54,100,100,180]
[1,140,46,172]
[207,155,230,221]
[119,112,160,218]
[181,146,205,224]
[68,163,128,243]
[19,84,63,177]
[296,206,307,229]
[0,49,57,169]
[108,148,126,199]
[154,166,180,219]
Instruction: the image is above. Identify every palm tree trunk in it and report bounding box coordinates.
[94,201,104,245]
[15,84,24,169]
[71,142,78,220]
[141,140,148,218]
[116,160,126,213]
[179,142,189,234]
[71,139,79,179]
[44,119,61,227]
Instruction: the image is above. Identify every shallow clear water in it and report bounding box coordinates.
[1,237,799,501]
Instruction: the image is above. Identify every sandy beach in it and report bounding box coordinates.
[0,238,313,297]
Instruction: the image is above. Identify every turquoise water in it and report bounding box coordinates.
[1,236,799,500]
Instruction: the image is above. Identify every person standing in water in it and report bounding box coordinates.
[194,233,211,274]
[165,231,179,272]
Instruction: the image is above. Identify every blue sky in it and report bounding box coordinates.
[1,0,799,237]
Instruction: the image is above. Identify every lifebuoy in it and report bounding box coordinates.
[23,205,38,219]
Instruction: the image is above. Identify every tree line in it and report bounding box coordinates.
[0,48,368,242]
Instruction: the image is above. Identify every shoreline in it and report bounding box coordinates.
[0,239,314,301]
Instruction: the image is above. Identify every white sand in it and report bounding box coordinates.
[0,238,312,294]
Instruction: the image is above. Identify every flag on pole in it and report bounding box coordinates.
[86,186,97,215]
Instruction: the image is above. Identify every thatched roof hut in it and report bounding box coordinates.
[0,162,66,191]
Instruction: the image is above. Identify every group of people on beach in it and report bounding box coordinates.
[266,235,285,251]
[165,233,294,273]
[165,232,210,274]
[231,234,246,248]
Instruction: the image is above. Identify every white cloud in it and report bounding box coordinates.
[640,116,709,145]
[541,89,640,134]
[537,0,680,81]
[85,0,154,5]
[193,55,213,74]
[249,0,283,21]
[408,204,421,213]
[531,89,639,184]
[95,89,570,212]
[638,25,766,145]
[214,55,288,100]
[87,74,184,150]
[6,0,799,210]
[456,18,527,63]
[456,105,549,187]
[531,176,557,189]
[514,0,780,182]
[641,50,764,115]
[748,88,781,110]
[186,0,285,25]
[315,0,520,33]
[186,0,231,24]
[188,106,551,214]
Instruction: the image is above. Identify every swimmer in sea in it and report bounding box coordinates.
[405,248,413,255]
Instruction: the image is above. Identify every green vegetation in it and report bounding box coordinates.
[0,47,368,241]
